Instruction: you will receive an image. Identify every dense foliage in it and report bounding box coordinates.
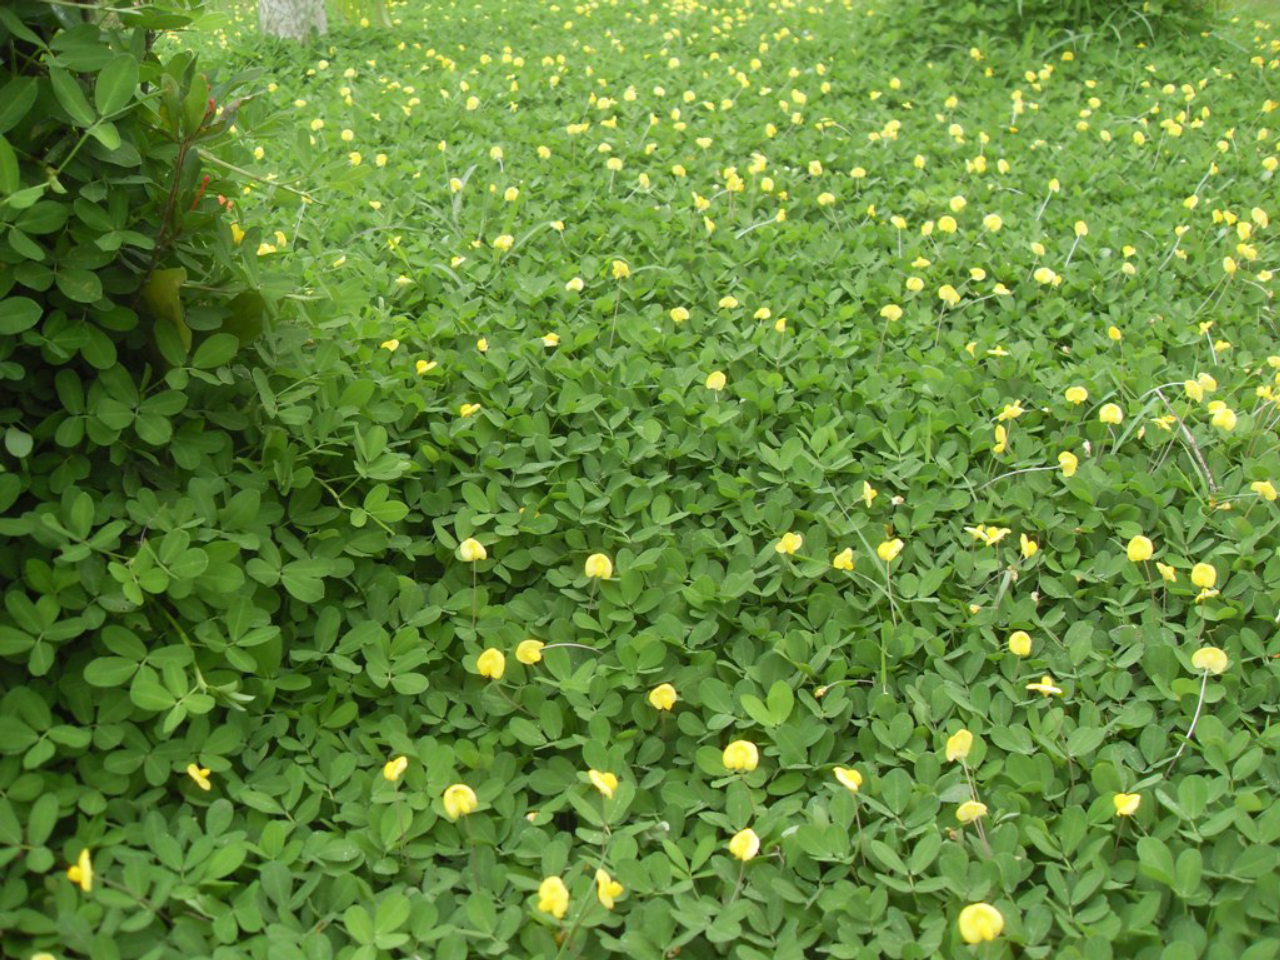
[4,0,1280,958]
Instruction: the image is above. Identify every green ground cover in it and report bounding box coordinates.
[6,0,1280,957]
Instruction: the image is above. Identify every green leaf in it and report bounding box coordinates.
[95,55,139,116]
[0,136,17,195]
[49,66,95,127]
[0,296,41,334]
[192,333,240,369]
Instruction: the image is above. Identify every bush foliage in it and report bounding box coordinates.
[4,0,1280,958]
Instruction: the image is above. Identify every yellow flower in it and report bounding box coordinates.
[1126,535,1153,562]
[1190,562,1217,589]
[1008,631,1032,657]
[1184,379,1204,402]
[945,729,973,761]
[1099,403,1124,425]
[230,222,245,245]
[718,296,739,309]
[775,532,803,555]
[566,277,584,292]
[722,739,760,772]
[415,359,438,374]
[458,538,487,562]
[186,764,212,791]
[1113,792,1141,816]
[450,177,464,193]
[1026,674,1063,697]
[1108,325,1122,342]
[997,402,1024,422]
[537,876,570,919]
[504,186,519,202]
[956,800,987,823]
[443,783,478,820]
[938,284,961,307]
[1059,451,1079,477]
[541,333,560,348]
[611,259,631,280]
[66,848,93,893]
[1211,406,1237,431]
[728,827,760,861]
[832,548,854,571]
[862,481,878,508]
[648,683,678,711]
[1191,646,1229,675]
[1065,385,1089,405]
[492,234,514,251]
[595,868,624,909]
[516,639,545,664]
[958,903,1004,944]
[476,338,489,352]
[877,538,904,562]
[1157,562,1177,582]
[476,648,505,680]
[983,213,1003,232]
[460,403,482,418]
[1251,480,1277,502]
[880,304,903,322]
[705,370,727,392]
[588,770,619,799]
[584,553,613,579]
[833,767,862,793]
[383,755,408,782]
[1019,534,1038,559]
[670,306,690,323]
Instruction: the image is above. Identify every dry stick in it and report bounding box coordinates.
[1153,387,1217,494]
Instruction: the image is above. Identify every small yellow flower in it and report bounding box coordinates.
[722,739,760,772]
[415,359,438,375]
[443,783,478,820]
[537,876,570,919]
[956,800,988,823]
[588,770,619,799]
[1008,631,1032,657]
[1190,562,1217,589]
[670,306,690,323]
[833,767,862,793]
[566,277,584,292]
[186,764,212,791]
[541,333,560,348]
[938,284,961,307]
[476,338,489,352]
[492,234,514,252]
[459,403,482,418]
[877,538,904,563]
[718,295,739,309]
[1157,562,1177,582]
[1065,385,1089,405]
[66,848,93,893]
[705,370,727,391]
[862,482,878,508]
[383,755,408,782]
[1108,325,1122,342]
[983,213,1003,232]
[1026,674,1063,697]
[476,648,505,680]
[648,683,678,710]
[230,222,245,245]
[595,868,624,909]
[880,304,903,322]
[458,538,487,562]
[516,639,545,664]
[775,532,803,555]
[1113,792,1141,816]
[1191,646,1229,675]
[611,259,631,280]
[1251,480,1277,502]
[958,903,1004,944]
[1019,534,1038,559]
[584,553,613,579]
[728,827,760,861]
[945,729,973,761]
[1211,406,1237,431]
[832,547,854,571]
[1099,403,1124,425]
[1126,536,1153,562]
[1059,451,1079,477]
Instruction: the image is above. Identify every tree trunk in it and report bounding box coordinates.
[259,0,327,40]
